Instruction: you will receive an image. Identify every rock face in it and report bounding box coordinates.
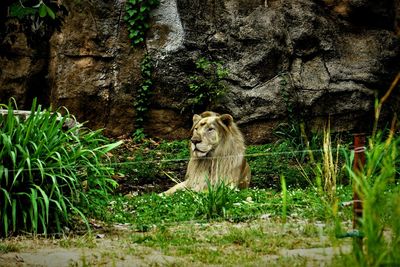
[48,1,143,136]
[1,0,399,143]
[148,0,400,142]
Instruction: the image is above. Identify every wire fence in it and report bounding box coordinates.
[3,146,361,173]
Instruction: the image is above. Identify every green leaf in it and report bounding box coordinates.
[0,165,4,182]
[34,185,50,224]
[39,4,47,18]
[127,9,137,17]
[12,199,17,232]
[129,30,140,39]
[46,5,56,19]
[140,6,147,12]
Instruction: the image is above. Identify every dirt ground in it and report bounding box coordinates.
[0,220,352,267]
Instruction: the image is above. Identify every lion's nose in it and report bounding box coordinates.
[191,137,201,145]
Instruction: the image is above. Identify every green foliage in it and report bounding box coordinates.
[187,57,228,112]
[272,122,351,190]
[4,0,67,44]
[123,0,160,46]
[114,136,328,192]
[157,140,189,160]
[134,53,154,132]
[343,130,400,266]
[0,99,121,237]
[132,128,146,143]
[129,148,159,184]
[197,178,233,220]
[9,0,58,20]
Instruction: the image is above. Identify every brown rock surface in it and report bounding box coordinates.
[1,0,399,143]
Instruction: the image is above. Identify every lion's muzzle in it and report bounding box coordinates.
[191,141,212,158]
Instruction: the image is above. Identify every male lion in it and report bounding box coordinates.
[164,111,251,194]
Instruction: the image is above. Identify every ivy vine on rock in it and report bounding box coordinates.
[186,57,229,113]
[124,0,160,47]
[2,0,67,42]
[134,53,154,130]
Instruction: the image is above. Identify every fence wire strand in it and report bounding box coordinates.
[3,147,350,173]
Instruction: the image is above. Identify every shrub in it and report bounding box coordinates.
[0,99,121,237]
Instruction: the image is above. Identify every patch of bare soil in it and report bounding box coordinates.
[0,220,352,267]
[0,241,351,267]
[0,235,183,267]
[0,249,180,267]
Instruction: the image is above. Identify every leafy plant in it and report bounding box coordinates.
[123,0,160,46]
[6,0,67,37]
[187,57,228,112]
[197,178,233,220]
[134,53,154,130]
[0,99,121,237]
[110,139,188,193]
[132,128,146,143]
[9,0,59,20]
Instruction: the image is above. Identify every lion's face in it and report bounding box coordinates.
[190,113,233,158]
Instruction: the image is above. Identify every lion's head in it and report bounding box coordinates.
[190,112,235,158]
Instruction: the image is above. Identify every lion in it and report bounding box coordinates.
[163,111,251,195]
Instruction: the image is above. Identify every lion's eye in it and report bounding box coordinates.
[208,127,215,132]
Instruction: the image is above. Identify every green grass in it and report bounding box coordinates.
[0,243,19,253]
[84,185,353,232]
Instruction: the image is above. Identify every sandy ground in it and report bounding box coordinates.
[0,237,351,267]
[0,220,353,267]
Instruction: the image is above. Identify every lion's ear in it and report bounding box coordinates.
[193,114,202,126]
[220,114,233,127]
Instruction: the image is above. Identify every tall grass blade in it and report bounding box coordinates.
[280,175,287,223]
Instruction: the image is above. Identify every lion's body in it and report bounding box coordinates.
[164,112,251,194]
